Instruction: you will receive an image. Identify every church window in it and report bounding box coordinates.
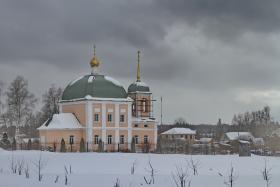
[142,99,146,112]
[107,114,113,122]
[144,135,148,144]
[120,114,125,122]
[134,135,139,144]
[120,135,125,144]
[107,135,112,144]
[69,135,74,145]
[94,114,99,122]
[94,135,99,144]
[132,103,136,113]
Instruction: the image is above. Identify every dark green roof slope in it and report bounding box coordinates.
[61,74,127,100]
[128,81,150,92]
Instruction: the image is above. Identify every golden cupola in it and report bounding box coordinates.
[90,45,100,73]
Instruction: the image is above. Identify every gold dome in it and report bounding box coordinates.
[90,45,100,68]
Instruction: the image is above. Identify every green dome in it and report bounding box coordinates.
[128,81,150,93]
[61,74,127,100]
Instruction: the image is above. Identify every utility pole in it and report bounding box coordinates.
[160,96,163,125]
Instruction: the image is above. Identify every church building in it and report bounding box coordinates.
[38,48,157,152]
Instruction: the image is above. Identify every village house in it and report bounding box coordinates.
[158,127,196,153]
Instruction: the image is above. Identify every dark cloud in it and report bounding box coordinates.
[157,0,280,40]
[1,0,280,123]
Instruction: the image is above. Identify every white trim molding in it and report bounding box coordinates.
[115,103,120,150]
[86,101,93,150]
[127,102,132,150]
[101,103,106,150]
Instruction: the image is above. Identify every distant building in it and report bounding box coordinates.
[160,127,196,142]
[223,132,254,142]
[38,49,157,152]
[158,128,196,153]
[221,132,254,153]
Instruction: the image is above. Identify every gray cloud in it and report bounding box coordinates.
[1,0,280,123]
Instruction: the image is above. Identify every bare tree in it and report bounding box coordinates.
[54,175,59,183]
[32,154,46,182]
[262,159,272,187]
[17,159,25,175]
[131,160,136,175]
[143,160,155,185]
[174,117,187,125]
[64,165,70,185]
[41,85,62,121]
[114,178,121,187]
[65,173,68,185]
[9,154,17,174]
[64,166,69,175]
[172,166,191,187]
[223,164,238,187]
[187,158,201,176]
[24,164,30,178]
[5,76,37,136]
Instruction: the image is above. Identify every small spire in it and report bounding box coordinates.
[137,50,141,82]
[90,45,100,73]
[93,45,96,56]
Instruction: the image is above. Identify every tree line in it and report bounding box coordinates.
[0,75,62,139]
[232,106,273,126]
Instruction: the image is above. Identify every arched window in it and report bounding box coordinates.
[142,99,147,112]
[132,102,136,114]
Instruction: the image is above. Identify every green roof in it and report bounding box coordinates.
[128,81,150,92]
[61,74,127,101]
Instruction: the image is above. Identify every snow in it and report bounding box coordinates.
[225,132,254,141]
[271,128,280,137]
[198,138,212,143]
[104,76,123,87]
[133,81,148,87]
[161,128,196,135]
[253,138,265,146]
[83,95,133,102]
[132,117,156,123]
[87,75,95,83]
[69,76,84,86]
[38,113,83,130]
[1,150,280,187]
[239,140,250,144]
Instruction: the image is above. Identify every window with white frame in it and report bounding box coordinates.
[142,99,146,112]
[94,114,99,122]
[107,114,113,122]
[134,135,139,144]
[120,114,125,123]
[107,135,112,144]
[94,135,99,144]
[69,135,74,145]
[132,102,136,113]
[144,135,148,144]
[120,135,125,144]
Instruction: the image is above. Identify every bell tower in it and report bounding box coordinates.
[128,51,153,118]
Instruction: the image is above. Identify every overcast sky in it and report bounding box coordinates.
[1,0,280,124]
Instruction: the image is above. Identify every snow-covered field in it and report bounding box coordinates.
[1,149,280,187]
